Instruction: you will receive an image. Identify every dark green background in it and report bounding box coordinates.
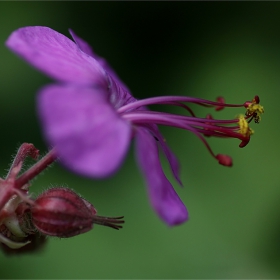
[0,1,279,278]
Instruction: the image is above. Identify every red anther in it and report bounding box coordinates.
[215,97,225,111]
[244,95,260,108]
[239,137,250,148]
[216,154,233,167]
[253,95,260,104]
[206,113,213,120]
[203,114,214,137]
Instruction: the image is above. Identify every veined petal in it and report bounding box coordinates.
[107,74,138,109]
[37,84,131,178]
[69,29,132,101]
[135,128,188,226]
[6,26,106,86]
[68,29,95,58]
[145,124,182,186]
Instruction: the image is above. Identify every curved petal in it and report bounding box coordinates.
[68,29,95,58]
[144,123,182,186]
[37,84,131,178]
[135,128,188,226]
[6,26,106,86]
[69,30,130,87]
[68,29,136,109]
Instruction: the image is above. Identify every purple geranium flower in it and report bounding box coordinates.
[6,26,264,226]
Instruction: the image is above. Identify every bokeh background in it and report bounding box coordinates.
[0,1,279,279]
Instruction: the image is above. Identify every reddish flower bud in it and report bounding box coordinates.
[31,188,124,238]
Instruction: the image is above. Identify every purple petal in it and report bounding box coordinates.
[68,29,95,58]
[69,29,136,109]
[37,84,131,178]
[135,128,188,226]
[145,124,182,186]
[6,26,106,86]
[107,74,138,109]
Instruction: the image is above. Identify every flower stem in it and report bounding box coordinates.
[15,149,57,188]
[6,143,39,179]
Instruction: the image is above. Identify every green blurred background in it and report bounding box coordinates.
[0,1,279,278]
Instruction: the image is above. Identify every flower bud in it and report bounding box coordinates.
[31,187,124,238]
[31,188,95,237]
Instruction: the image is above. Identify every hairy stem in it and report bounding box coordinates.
[6,143,39,179]
[15,149,57,188]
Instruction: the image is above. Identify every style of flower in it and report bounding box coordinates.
[6,26,264,226]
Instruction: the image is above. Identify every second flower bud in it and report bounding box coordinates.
[31,187,124,238]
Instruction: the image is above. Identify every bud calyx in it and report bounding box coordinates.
[31,188,124,238]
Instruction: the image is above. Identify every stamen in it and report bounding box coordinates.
[238,115,254,137]
[121,95,264,166]
[244,95,264,124]
[216,154,233,167]
[246,103,264,123]
[203,114,214,137]
[117,96,245,114]
[215,97,225,111]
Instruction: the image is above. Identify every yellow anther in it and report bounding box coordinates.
[238,115,254,137]
[245,103,264,124]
